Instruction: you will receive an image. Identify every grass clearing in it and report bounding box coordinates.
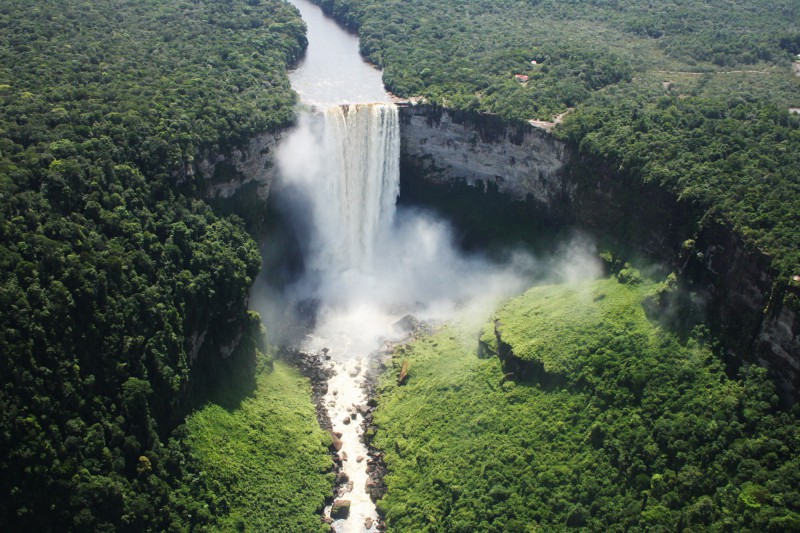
[185,361,333,532]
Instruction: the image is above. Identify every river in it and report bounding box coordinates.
[284,1,393,531]
[288,0,390,108]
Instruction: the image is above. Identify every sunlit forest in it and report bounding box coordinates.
[1,0,799,531]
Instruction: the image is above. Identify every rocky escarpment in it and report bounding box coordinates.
[399,103,800,403]
[399,105,571,207]
[175,131,285,200]
[757,299,800,397]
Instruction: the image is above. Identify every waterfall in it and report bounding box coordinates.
[311,103,400,275]
[260,4,540,531]
[273,102,401,533]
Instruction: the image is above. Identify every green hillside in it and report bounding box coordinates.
[184,361,332,532]
[372,277,800,531]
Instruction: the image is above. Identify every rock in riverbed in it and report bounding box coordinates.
[331,499,351,519]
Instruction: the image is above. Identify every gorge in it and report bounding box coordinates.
[1,0,799,530]
[196,3,800,529]
[234,1,798,529]
[204,101,799,405]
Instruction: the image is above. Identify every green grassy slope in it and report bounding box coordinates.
[184,361,333,532]
[372,278,800,531]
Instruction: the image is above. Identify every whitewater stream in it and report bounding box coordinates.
[283,1,395,531]
[267,2,538,531]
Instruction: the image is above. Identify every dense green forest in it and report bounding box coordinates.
[0,0,332,530]
[2,0,799,530]
[315,0,800,279]
[372,276,800,531]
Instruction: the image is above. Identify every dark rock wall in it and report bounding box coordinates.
[399,104,800,402]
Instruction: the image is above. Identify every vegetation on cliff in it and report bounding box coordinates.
[0,0,331,529]
[314,0,800,277]
[558,87,800,278]
[372,277,800,531]
[183,361,332,532]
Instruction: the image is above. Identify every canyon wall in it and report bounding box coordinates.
[176,131,285,200]
[201,104,799,401]
[399,105,571,205]
[399,104,800,403]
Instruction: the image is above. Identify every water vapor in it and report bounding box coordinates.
[253,104,601,357]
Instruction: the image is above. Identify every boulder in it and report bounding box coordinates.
[330,499,351,519]
[329,431,343,451]
[393,314,420,332]
[365,478,385,502]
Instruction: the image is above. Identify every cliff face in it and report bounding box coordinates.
[400,105,571,205]
[399,104,800,402]
[758,304,800,397]
[176,131,284,199]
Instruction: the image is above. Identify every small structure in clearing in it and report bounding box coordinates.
[514,74,529,82]
[529,108,574,132]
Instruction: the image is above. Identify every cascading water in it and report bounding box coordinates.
[259,1,540,531]
[313,104,399,275]
[275,103,401,533]
[309,103,398,533]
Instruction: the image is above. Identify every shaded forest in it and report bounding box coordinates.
[0,0,311,530]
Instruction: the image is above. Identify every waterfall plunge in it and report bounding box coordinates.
[270,92,550,533]
[274,100,538,356]
[275,103,402,533]
[275,102,405,356]
[315,104,400,275]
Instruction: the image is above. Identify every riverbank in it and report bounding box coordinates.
[184,361,332,531]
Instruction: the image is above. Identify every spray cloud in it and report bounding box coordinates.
[255,102,600,357]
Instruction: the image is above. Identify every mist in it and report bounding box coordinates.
[251,105,602,358]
